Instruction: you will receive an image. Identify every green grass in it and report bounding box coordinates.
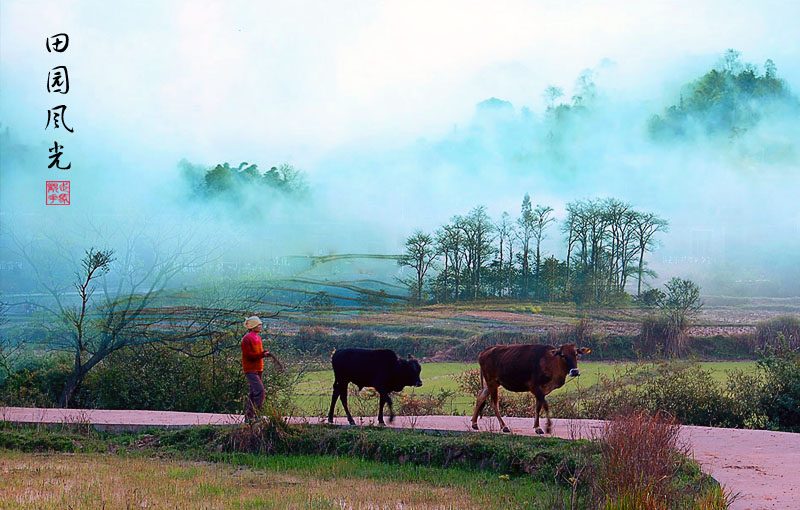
[297,361,757,416]
[223,452,561,506]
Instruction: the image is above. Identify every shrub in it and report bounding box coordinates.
[640,314,682,357]
[755,315,800,350]
[397,389,455,416]
[758,335,800,432]
[634,288,666,308]
[0,354,72,407]
[79,335,297,414]
[595,410,692,508]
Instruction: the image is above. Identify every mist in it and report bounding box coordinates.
[2,0,799,298]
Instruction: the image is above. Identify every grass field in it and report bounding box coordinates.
[0,449,561,509]
[297,361,757,416]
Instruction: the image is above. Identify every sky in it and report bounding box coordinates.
[1,0,799,295]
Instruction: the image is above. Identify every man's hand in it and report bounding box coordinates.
[262,350,271,359]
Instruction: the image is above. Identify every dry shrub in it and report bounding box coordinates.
[755,315,800,350]
[397,389,454,416]
[641,315,685,356]
[224,402,293,454]
[596,410,688,507]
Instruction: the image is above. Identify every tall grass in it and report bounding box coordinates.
[595,410,732,510]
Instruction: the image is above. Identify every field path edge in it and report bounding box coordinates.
[2,407,797,510]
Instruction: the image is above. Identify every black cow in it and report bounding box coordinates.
[327,348,423,425]
[471,343,590,434]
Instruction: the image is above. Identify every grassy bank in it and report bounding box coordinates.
[0,420,723,509]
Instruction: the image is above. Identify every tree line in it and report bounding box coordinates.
[399,195,668,305]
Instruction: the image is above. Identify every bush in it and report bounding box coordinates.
[78,334,297,414]
[595,410,713,509]
[755,315,800,351]
[758,336,800,432]
[0,354,72,407]
[640,315,685,357]
[397,389,455,416]
[558,361,764,429]
[634,288,666,308]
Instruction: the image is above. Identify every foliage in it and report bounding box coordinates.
[635,288,666,308]
[649,50,795,140]
[758,335,800,432]
[0,353,72,407]
[181,160,309,202]
[1,335,298,415]
[639,278,702,357]
[410,195,668,306]
[78,335,294,414]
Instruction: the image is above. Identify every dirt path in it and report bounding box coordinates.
[2,407,797,510]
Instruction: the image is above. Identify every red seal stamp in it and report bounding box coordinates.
[46,181,70,205]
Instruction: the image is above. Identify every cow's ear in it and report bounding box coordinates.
[579,347,591,355]
[549,348,559,357]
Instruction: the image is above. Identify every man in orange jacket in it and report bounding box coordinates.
[242,316,273,422]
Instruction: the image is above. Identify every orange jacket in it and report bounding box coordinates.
[241,331,264,373]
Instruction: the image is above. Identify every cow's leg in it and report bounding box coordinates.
[471,385,490,430]
[532,394,544,434]
[327,380,342,424]
[532,388,551,434]
[488,384,509,433]
[338,383,355,425]
[542,398,552,434]
[385,393,395,423]
[377,392,386,425]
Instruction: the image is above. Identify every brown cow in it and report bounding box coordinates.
[470,343,590,434]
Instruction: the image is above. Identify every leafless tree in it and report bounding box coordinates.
[398,231,437,303]
[494,212,513,297]
[531,204,556,278]
[632,212,669,296]
[516,194,535,297]
[13,230,241,407]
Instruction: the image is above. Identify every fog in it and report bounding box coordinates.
[2,0,799,298]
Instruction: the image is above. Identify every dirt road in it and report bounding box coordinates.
[2,407,797,510]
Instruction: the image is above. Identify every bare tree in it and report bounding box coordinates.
[531,204,556,278]
[494,212,513,297]
[0,301,23,381]
[516,194,535,297]
[440,220,465,302]
[543,85,564,110]
[460,207,495,300]
[13,231,239,407]
[398,231,437,304]
[632,212,669,296]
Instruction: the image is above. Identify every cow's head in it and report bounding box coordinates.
[397,354,423,387]
[551,344,591,377]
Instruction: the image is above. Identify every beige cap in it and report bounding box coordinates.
[244,316,263,329]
